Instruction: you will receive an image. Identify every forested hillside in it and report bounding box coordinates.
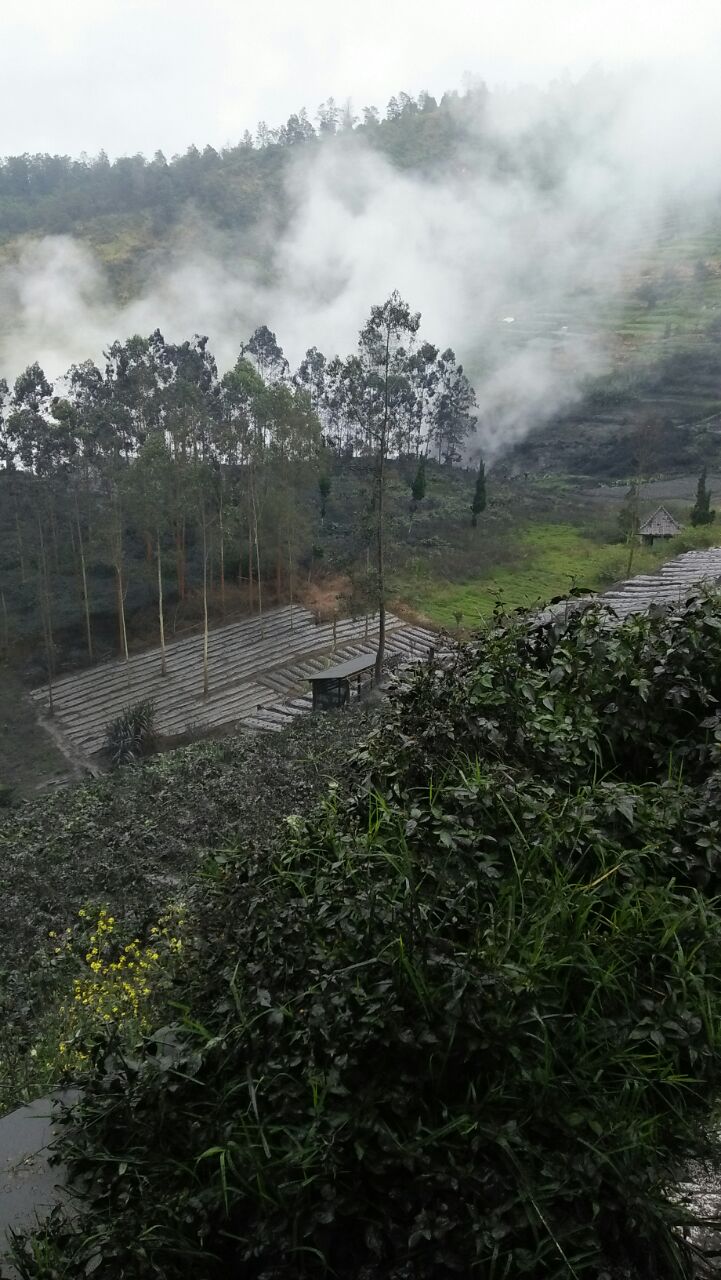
[0,89,501,245]
[0,298,481,692]
[0,89,480,302]
[3,79,721,477]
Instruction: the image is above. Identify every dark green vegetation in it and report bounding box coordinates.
[0,91,463,252]
[12,591,721,1278]
[691,467,716,526]
[0,707,377,1116]
[0,307,475,670]
[105,699,157,768]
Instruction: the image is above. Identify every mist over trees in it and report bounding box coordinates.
[4,67,721,472]
[0,298,477,681]
[0,87,470,239]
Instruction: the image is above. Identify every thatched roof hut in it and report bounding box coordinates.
[639,506,683,544]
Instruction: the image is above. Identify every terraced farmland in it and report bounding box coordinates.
[29,606,438,760]
[602,545,721,617]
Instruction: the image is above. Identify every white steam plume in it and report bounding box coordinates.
[1,63,721,460]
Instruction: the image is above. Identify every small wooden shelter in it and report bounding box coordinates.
[308,652,376,711]
[639,506,683,545]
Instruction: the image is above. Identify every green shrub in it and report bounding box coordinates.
[14,592,721,1278]
[104,699,157,769]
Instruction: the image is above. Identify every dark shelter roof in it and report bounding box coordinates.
[639,506,683,537]
[308,652,377,681]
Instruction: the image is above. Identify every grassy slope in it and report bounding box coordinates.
[394,522,720,627]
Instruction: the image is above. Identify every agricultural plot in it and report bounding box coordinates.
[28,547,721,767]
[602,545,721,617]
[29,606,437,759]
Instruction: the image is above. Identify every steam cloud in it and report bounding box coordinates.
[2,64,721,460]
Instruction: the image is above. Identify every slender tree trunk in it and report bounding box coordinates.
[374,327,391,685]
[15,513,26,584]
[219,491,226,619]
[375,448,386,682]
[287,535,294,632]
[247,508,254,612]
[157,530,167,677]
[49,494,60,572]
[181,516,186,597]
[276,531,283,601]
[251,473,264,637]
[175,520,186,601]
[115,563,129,663]
[626,480,642,577]
[174,460,186,600]
[75,496,93,661]
[37,520,55,716]
[202,507,209,697]
[113,499,129,663]
[1,591,8,658]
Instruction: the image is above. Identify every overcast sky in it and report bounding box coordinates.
[1,0,720,158]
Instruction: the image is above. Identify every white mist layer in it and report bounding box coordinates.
[1,65,721,459]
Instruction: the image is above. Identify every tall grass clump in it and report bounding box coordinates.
[13,590,721,1279]
[105,699,157,768]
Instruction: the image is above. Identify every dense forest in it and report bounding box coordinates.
[0,297,479,681]
[0,85,524,242]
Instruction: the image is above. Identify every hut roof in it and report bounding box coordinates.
[308,652,376,682]
[639,506,683,537]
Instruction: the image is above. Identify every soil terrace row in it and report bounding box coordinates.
[30,606,438,754]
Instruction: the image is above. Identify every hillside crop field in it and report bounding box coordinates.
[3,450,719,794]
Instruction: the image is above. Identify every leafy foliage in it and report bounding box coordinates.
[14,591,721,1278]
[104,699,157,768]
[0,709,376,1116]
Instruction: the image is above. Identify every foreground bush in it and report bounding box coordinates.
[14,594,721,1279]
